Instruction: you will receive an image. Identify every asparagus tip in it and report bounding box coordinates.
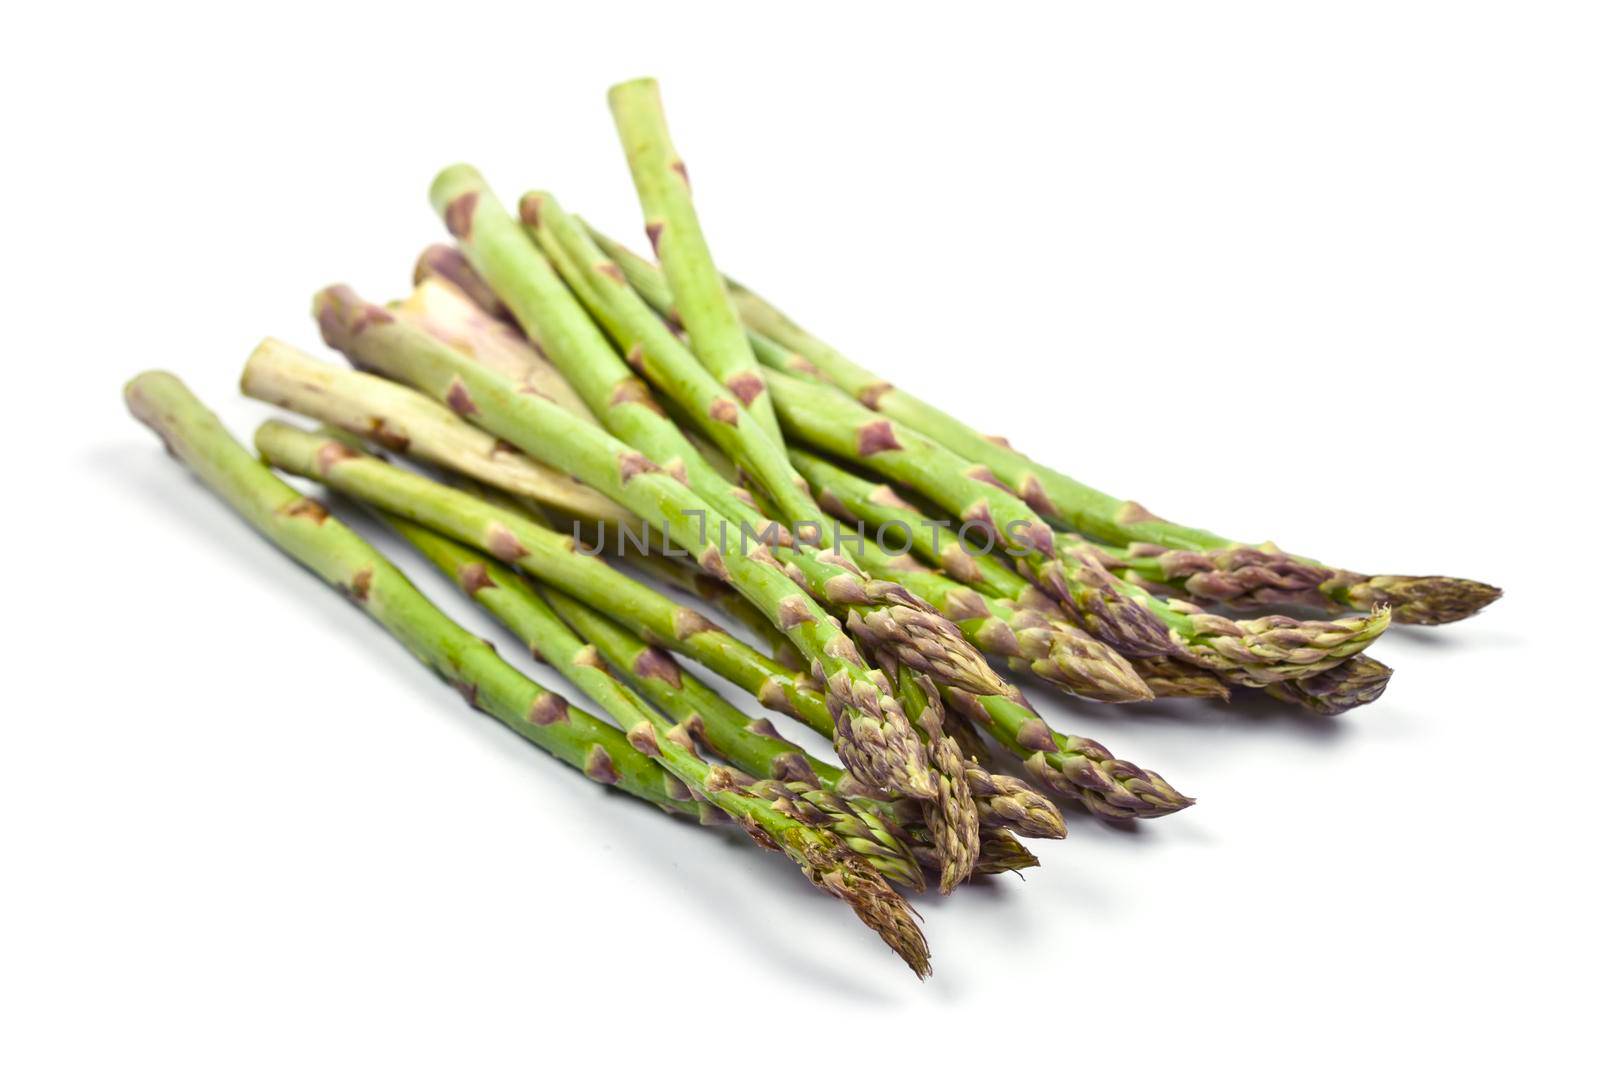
[1348,574,1502,625]
[811,852,931,978]
[1265,654,1394,715]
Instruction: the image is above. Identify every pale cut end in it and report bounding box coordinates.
[413,245,511,323]
[312,284,392,360]
[1344,574,1503,625]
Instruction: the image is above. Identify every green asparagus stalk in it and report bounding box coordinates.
[766,366,1392,684]
[543,584,1053,863]
[790,448,1026,600]
[523,190,1087,704]
[422,227,989,877]
[255,418,835,732]
[519,189,823,535]
[245,351,771,667]
[796,449,1390,713]
[431,172,1000,706]
[606,77,782,441]
[614,547,805,668]
[124,372,682,808]
[513,187,1017,705]
[540,587,1039,877]
[516,490,1078,831]
[572,229,1392,679]
[310,291,937,800]
[790,448,1153,703]
[250,422,1154,825]
[429,166,776,539]
[723,283,1500,625]
[385,510,926,893]
[270,359,1178,819]
[125,372,932,973]
[587,224,1497,624]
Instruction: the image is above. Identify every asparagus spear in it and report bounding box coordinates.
[294,279,1196,812]
[419,182,1013,867]
[311,289,938,800]
[385,510,927,892]
[606,77,783,441]
[541,583,1050,869]
[883,664,978,890]
[518,192,1100,705]
[588,225,1498,624]
[789,448,1028,599]
[379,436,971,885]
[240,338,632,527]
[1265,655,1395,715]
[426,173,996,703]
[763,365,1392,686]
[516,194,1173,744]
[250,372,1182,819]
[789,448,1153,703]
[795,448,1391,714]
[255,418,835,731]
[569,228,1395,681]
[509,483,1144,825]
[542,586,1040,877]
[451,462,1107,828]
[243,335,789,668]
[519,189,822,533]
[728,288,1500,625]
[533,186,1051,715]
[124,372,929,974]
[614,546,805,668]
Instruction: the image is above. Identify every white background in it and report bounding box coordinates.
[5,2,1596,1063]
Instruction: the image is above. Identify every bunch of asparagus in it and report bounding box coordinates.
[124,77,1498,978]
